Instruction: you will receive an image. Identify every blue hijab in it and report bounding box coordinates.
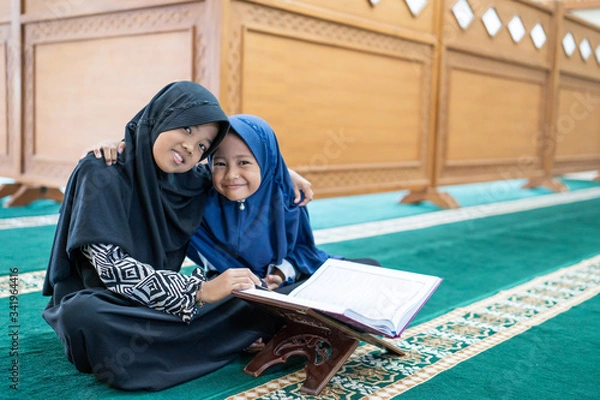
[187,114,328,280]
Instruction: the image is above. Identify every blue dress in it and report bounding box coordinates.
[188,114,330,283]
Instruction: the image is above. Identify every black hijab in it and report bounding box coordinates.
[43,81,229,299]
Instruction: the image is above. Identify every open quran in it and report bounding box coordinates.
[239,258,442,337]
[234,259,442,395]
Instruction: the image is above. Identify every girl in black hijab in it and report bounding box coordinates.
[42,81,283,391]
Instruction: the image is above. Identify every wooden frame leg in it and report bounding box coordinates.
[2,184,64,207]
[523,176,568,192]
[399,187,460,209]
[243,321,359,396]
[0,183,21,199]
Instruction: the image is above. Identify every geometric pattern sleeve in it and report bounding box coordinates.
[81,243,206,323]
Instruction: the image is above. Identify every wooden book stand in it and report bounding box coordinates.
[234,290,405,396]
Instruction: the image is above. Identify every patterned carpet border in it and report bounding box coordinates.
[228,255,600,400]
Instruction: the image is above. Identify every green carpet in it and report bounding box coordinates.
[321,198,600,322]
[306,178,599,229]
[0,199,60,219]
[237,256,599,399]
[1,177,599,399]
[0,226,57,274]
[397,293,600,400]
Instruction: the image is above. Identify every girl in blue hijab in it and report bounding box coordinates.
[187,114,330,288]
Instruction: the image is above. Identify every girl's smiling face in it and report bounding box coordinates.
[211,133,261,201]
[153,123,219,173]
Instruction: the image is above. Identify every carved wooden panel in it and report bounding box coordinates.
[553,75,600,172]
[444,0,553,67]
[0,31,6,156]
[34,31,192,159]
[22,2,208,186]
[251,0,436,35]
[0,22,12,174]
[297,163,425,197]
[438,51,546,183]
[559,16,600,82]
[241,29,424,166]
[22,0,188,19]
[225,1,434,195]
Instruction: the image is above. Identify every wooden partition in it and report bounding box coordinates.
[0,0,599,207]
[0,1,17,185]
[550,12,600,176]
[437,0,553,181]
[419,0,565,206]
[220,0,440,197]
[0,0,223,205]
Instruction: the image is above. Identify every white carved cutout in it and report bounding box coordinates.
[563,32,576,57]
[580,38,592,61]
[482,8,502,37]
[405,0,428,16]
[530,23,546,49]
[452,0,474,30]
[369,0,381,6]
[595,45,600,64]
[507,15,526,43]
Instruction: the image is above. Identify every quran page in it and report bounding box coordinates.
[238,259,442,337]
[289,259,439,329]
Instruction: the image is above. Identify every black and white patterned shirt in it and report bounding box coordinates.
[81,244,206,323]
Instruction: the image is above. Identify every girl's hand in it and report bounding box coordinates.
[80,140,125,165]
[198,268,261,303]
[288,169,313,206]
[264,274,283,290]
